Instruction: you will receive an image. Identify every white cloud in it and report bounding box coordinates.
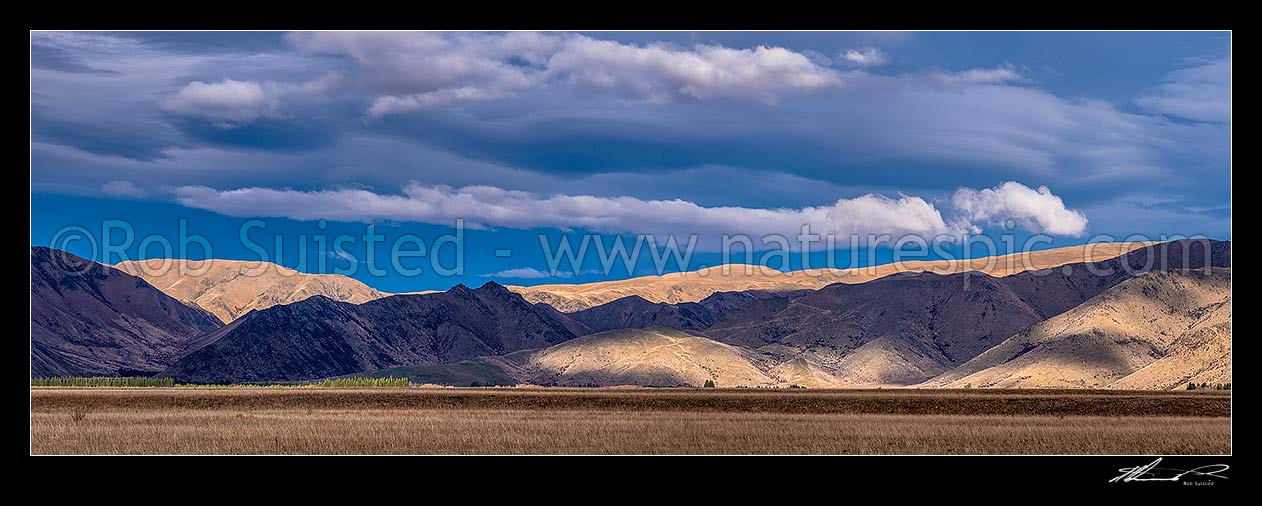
[926,65,1025,86]
[952,181,1088,236]
[547,38,842,103]
[285,31,542,116]
[840,47,887,67]
[326,249,357,263]
[489,31,563,64]
[173,181,1087,246]
[480,267,571,279]
[161,79,273,123]
[287,31,539,93]
[367,86,509,118]
[174,182,954,240]
[282,32,842,116]
[100,180,146,198]
[1137,57,1230,123]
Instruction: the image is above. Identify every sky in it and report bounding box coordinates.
[30,31,1231,292]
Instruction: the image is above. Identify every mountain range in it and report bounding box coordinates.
[358,241,1232,389]
[361,267,1232,390]
[507,241,1154,312]
[30,240,1230,389]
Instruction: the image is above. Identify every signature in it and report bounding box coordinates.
[1110,458,1229,483]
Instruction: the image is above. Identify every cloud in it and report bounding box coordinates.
[546,38,842,103]
[480,267,570,279]
[33,31,1226,223]
[31,43,120,75]
[839,47,887,67]
[29,31,1227,240]
[367,87,508,118]
[326,249,358,263]
[480,267,604,279]
[952,181,1088,236]
[173,181,1086,245]
[100,180,147,198]
[283,32,842,116]
[162,79,273,123]
[925,65,1026,86]
[1137,56,1230,123]
[173,182,953,240]
[287,31,538,113]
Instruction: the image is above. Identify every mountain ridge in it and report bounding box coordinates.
[116,258,390,323]
[507,241,1156,312]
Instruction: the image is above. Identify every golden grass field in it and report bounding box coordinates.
[30,387,1230,455]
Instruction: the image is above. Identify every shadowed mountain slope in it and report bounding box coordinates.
[568,289,790,334]
[926,269,1230,389]
[31,247,222,377]
[703,271,1047,385]
[161,282,580,383]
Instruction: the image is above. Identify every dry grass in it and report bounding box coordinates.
[30,388,1230,455]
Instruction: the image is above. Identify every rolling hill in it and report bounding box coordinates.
[512,327,778,387]
[31,247,223,376]
[356,328,783,388]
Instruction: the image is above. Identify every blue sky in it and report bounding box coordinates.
[30,31,1231,292]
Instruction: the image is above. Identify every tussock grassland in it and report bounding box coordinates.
[30,388,1230,455]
